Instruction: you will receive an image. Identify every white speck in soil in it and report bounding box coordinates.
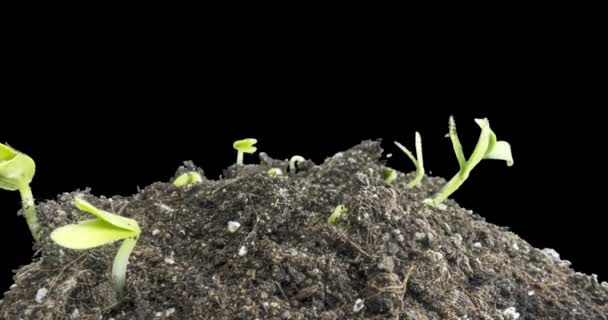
[69,308,79,319]
[437,203,448,210]
[528,290,535,296]
[541,248,561,263]
[164,253,175,265]
[156,203,175,213]
[227,221,241,233]
[502,307,520,319]
[35,287,48,303]
[165,308,176,316]
[155,311,163,317]
[353,298,365,313]
[473,242,482,249]
[386,153,392,158]
[512,243,520,250]
[152,229,160,236]
[414,232,426,241]
[238,246,248,256]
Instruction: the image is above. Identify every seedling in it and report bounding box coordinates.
[394,131,425,188]
[267,168,283,177]
[328,205,348,224]
[423,116,513,206]
[382,167,397,183]
[233,138,258,166]
[0,143,40,241]
[289,155,305,173]
[173,171,203,187]
[50,198,141,296]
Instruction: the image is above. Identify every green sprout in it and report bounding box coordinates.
[382,167,397,183]
[173,171,203,187]
[51,198,141,295]
[423,116,514,206]
[267,168,283,177]
[328,205,348,224]
[394,132,425,188]
[289,155,305,173]
[0,143,40,241]
[233,138,258,166]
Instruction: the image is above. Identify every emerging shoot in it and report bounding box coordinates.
[382,167,397,183]
[233,138,258,166]
[0,143,40,241]
[328,205,348,225]
[173,171,203,187]
[289,155,305,173]
[267,168,283,177]
[50,198,142,296]
[394,132,425,188]
[423,116,514,206]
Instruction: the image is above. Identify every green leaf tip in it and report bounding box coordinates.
[267,168,283,177]
[289,155,306,173]
[424,116,514,206]
[382,167,397,183]
[233,138,258,154]
[74,198,140,233]
[173,171,203,187]
[0,143,35,191]
[328,205,349,225]
[234,138,258,166]
[0,143,40,241]
[394,131,425,188]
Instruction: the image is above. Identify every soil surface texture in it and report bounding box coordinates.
[1,141,606,319]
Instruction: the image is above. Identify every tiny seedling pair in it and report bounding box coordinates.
[386,117,513,206]
[1,143,140,295]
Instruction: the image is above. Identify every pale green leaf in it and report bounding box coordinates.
[0,143,36,191]
[173,172,203,187]
[75,198,140,232]
[50,219,138,250]
[233,138,258,154]
[485,141,514,166]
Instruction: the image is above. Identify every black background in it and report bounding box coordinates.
[1,28,606,294]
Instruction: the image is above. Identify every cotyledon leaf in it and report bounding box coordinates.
[50,219,139,250]
[75,198,140,232]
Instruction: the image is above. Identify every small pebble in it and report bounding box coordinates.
[35,287,48,303]
[353,299,364,312]
[227,221,241,233]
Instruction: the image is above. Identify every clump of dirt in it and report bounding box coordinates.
[1,140,606,319]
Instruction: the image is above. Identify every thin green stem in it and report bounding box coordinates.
[112,237,137,296]
[18,185,40,241]
[423,172,468,206]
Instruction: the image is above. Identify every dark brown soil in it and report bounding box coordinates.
[1,141,606,319]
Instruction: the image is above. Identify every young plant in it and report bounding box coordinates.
[394,131,425,188]
[267,168,283,177]
[233,138,258,166]
[289,155,305,173]
[50,198,141,296]
[173,171,203,187]
[328,205,348,224]
[423,116,513,206]
[382,167,397,183]
[0,143,40,241]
